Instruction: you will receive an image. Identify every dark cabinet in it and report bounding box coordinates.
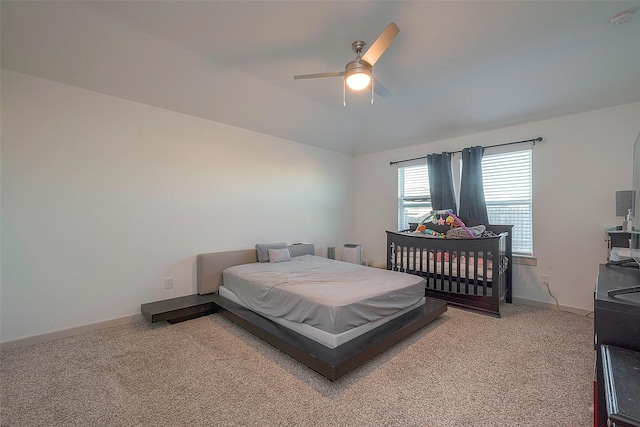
[595,265,640,427]
[601,345,640,427]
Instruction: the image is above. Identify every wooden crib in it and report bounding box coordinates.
[386,221,513,317]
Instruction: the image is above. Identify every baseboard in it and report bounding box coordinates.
[512,297,593,317]
[1,313,146,351]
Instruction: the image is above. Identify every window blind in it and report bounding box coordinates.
[397,163,431,231]
[482,149,533,255]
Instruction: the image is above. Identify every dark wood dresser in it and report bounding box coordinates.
[595,264,640,427]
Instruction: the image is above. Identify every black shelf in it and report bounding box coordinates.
[141,294,217,324]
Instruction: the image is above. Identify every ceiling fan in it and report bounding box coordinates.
[294,22,400,104]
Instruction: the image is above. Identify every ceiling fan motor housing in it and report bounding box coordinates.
[345,58,372,75]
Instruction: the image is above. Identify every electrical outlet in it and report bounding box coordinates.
[541,274,550,287]
[164,277,173,289]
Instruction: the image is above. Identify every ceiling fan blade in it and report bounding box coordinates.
[362,22,400,66]
[294,71,345,80]
[373,76,392,98]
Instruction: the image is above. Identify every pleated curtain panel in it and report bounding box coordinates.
[459,146,489,223]
[427,152,457,212]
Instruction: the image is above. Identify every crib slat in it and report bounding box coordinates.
[392,243,396,271]
[391,243,396,271]
[481,251,487,296]
[465,251,471,294]
[472,251,478,295]
[483,251,489,296]
[451,252,461,293]
[447,250,452,293]
[439,249,445,291]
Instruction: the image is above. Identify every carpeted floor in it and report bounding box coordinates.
[1,303,594,426]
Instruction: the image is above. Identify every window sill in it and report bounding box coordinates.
[513,255,537,266]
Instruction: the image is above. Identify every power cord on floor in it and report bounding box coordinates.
[544,282,593,317]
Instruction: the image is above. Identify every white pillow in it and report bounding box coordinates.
[268,248,291,263]
[255,242,288,262]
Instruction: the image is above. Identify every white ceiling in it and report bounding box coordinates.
[2,1,640,155]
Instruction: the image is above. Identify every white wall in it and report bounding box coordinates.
[354,102,640,312]
[0,71,354,343]
[3,69,638,344]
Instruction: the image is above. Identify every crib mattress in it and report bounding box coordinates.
[222,255,426,334]
[392,251,495,280]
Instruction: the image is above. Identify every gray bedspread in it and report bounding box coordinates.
[222,255,426,334]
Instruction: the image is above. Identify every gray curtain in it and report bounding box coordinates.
[459,146,489,223]
[427,152,457,212]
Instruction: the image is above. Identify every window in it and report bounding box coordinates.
[482,149,533,255]
[396,148,534,256]
[397,163,431,231]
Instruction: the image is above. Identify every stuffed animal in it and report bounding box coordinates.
[424,228,446,238]
[426,209,476,238]
[413,224,445,237]
[446,215,460,227]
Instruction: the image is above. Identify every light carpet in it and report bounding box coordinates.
[1,303,594,426]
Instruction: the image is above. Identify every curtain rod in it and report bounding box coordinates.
[389,137,543,166]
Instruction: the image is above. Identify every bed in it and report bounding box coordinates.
[197,244,447,380]
[386,218,513,317]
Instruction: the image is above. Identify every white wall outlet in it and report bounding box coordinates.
[164,277,173,289]
[541,274,550,287]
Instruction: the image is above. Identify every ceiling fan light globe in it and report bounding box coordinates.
[346,73,371,90]
[345,59,372,91]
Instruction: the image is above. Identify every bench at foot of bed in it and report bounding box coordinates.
[211,293,447,381]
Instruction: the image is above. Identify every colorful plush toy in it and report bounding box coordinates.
[413,223,445,237]
[424,209,476,238]
[424,228,446,238]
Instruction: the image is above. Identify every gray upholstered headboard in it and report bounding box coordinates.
[196,244,315,295]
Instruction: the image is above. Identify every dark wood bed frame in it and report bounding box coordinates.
[196,249,447,381]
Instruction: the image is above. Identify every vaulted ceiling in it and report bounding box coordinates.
[2,1,640,155]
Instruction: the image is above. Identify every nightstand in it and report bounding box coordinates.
[141,294,217,324]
